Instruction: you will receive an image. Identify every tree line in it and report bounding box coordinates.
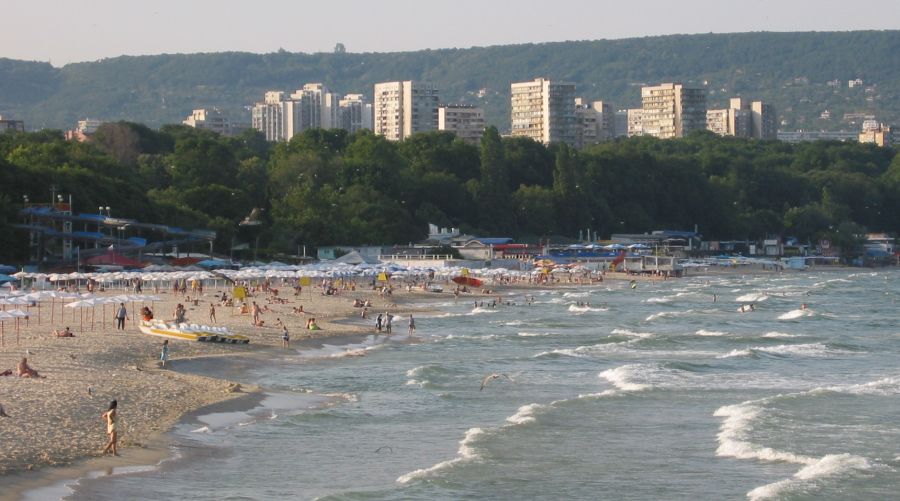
[1,122,898,264]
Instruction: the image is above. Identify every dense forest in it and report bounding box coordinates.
[1,124,898,264]
[1,31,898,132]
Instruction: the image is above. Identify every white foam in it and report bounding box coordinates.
[723,343,853,359]
[645,297,672,303]
[747,454,871,500]
[406,366,426,377]
[190,426,211,433]
[645,309,715,321]
[396,427,485,484]
[715,395,874,500]
[815,376,900,396]
[736,293,768,302]
[696,329,726,337]
[577,389,617,399]
[505,403,547,425]
[713,400,813,465]
[470,307,499,314]
[611,328,653,339]
[517,331,550,337]
[567,304,608,313]
[778,309,813,320]
[762,331,798,338]
[599,365,650,391]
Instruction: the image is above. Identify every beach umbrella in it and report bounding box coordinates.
[7,309,28,345]
[0,311,12,346]
[65,298,100,332]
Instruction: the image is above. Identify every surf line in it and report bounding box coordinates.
[713,389,875,500]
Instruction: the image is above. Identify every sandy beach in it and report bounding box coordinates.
[0,279,424,488]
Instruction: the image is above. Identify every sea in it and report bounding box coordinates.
[31,269,900,500]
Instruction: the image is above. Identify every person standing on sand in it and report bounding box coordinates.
[252,302,262,327]
[160,340,169,368]
[101,400,119,456]
[115,303,127,330]
[276,318,290,348]
[408,314,416,336]
[209,303,217,324]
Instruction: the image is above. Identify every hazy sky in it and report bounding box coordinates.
[7,0,898,66]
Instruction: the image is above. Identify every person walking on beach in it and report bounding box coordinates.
[160,340,169,368]
[276,318,290,348]
[375,313,383,333]
[385,313,394,334]
[209,303,217,324]
[101,400,119,456]
[115,303,128,330]
[252,302,262,327]
[407,314,416,336]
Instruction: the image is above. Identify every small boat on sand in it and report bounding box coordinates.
[139,321,250,344]
[452,276,483,288]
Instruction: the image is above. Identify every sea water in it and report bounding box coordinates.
[60,270,900,500]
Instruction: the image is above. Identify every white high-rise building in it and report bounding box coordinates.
[706,97,776,140]
[438,105,485,144]
[640,83,706,138]
[288,83,340,133]
[338,94,373,133]
[251,91,289,141]
[183,108,232,136]
[251,84,343,141]
[373,81,440,141]
[510,78,577,146]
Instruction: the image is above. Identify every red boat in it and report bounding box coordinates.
[452,276,484,287]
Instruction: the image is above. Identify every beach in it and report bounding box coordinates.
[1,264,866,499]
[0,278,427,491]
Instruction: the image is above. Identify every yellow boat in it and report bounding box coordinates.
[139,321,250,344]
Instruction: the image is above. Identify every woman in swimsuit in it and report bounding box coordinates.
[101,400,119,456]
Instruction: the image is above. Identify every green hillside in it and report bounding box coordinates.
[1,31,898,132]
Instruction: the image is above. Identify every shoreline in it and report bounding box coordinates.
[0,266,858,498]
[0,280,447,499]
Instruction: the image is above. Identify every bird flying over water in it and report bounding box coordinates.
[480,373,514,391]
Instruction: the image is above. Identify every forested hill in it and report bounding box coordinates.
[1,31,898,131]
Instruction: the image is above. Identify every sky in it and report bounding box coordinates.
[6,0,899,66]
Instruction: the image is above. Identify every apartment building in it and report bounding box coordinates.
[338,94,373,133]
[64,118,105,141]
[574,98,615,147]
[626,108,644,137]
[373,81,439,141]
[707,98,776,140]
[510,78,577,146]
[438,104,485,144]
[750,101,778,140]
[290,83,340,132]
[0,115,25,134]
[613,110,629,138]
[251,91,289,141]
[859,121,893,147]
[182,108,232,136]
[640,83,706,138]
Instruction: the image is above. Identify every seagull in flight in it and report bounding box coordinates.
[480,373,514,391]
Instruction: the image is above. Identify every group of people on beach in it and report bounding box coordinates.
[374,313,415,335]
